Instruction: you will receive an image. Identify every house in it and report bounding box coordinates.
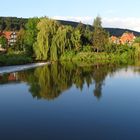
[120,32,136,45]
[0,47,6,52]
[110,32,136,45]
[110,36,120,44]
[3,31,18,46]
[0,31,18,46]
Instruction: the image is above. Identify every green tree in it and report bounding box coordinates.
[76,22,87,46]
[50,26,73,61]
[93,16,109,52]
[76,22,85,35]
[84,25,92,45]
[93,16,102,28]
[76,22,93,47]
[0,36,7,48]
[16,29,26,51]
[135,37,140,42]
[71,28,82,51]
[24,18,40,55]
[33,18,59,60]
[5,17,11,30]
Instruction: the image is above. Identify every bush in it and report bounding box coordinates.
[59,50,135,65]
[0,54,33,66]
[60,51,76,61]
[133,43,140,59]
[82,45,92,52]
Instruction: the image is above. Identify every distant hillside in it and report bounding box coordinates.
[0,17,140,37]
[0,17,28,30]
[104,28,140,37]
[58,20,140,37]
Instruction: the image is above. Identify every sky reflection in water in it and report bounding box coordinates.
[0,62,140,140]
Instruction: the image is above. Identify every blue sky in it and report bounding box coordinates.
[1,0,140,31]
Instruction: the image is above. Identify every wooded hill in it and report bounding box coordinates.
[0,17,28,31]
[58,20,140,37]
[0,17,140,37]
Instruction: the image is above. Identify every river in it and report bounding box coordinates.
[0,62,140,140]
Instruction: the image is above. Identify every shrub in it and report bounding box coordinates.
[60,51,76,61]
[82,45,92,52]
[0,54,33,66]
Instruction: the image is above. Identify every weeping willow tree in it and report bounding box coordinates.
[71,29,82,51]
[33,18,59,60]
[34,18,83,61]
[50,26,73,61]
[50,41,58,61]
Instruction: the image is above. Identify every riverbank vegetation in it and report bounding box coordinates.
[0,53,33,66]
[0,16,140,65]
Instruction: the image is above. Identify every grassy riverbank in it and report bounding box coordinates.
[0,43,139,66]
[0,51,136,66]
[60,51,136,64]
[0,54,33,66]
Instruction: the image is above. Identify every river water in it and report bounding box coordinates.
[0,62,140,140]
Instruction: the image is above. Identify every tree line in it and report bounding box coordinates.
[1,16,139,64]
[0,17,28,31]
[14,17,111,60]
[1,16,140,36]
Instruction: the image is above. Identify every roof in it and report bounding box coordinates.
[110,36,119,43]
[3,31,12,40]
[120,32,136,43]
[110,36,118,40]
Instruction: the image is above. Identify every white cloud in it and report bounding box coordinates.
[103,17,140,32]
[52,16,140,32]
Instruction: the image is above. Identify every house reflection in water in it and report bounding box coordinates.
[0,72,19,84]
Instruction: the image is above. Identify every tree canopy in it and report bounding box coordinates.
[93,16,109,52]
[0,36,7,48]
[33,18,59,60]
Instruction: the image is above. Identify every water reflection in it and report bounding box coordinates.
[0,62,136,100]
[0,73,19,84]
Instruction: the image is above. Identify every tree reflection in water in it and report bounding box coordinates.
[0,62,123,100]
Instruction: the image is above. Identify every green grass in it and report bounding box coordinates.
[60,51,135,65]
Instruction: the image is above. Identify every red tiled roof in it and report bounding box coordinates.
[120,33,135,44]
[3,31,12,40]
[110,36,118,41]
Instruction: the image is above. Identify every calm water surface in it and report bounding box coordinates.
[0,62,140,140]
